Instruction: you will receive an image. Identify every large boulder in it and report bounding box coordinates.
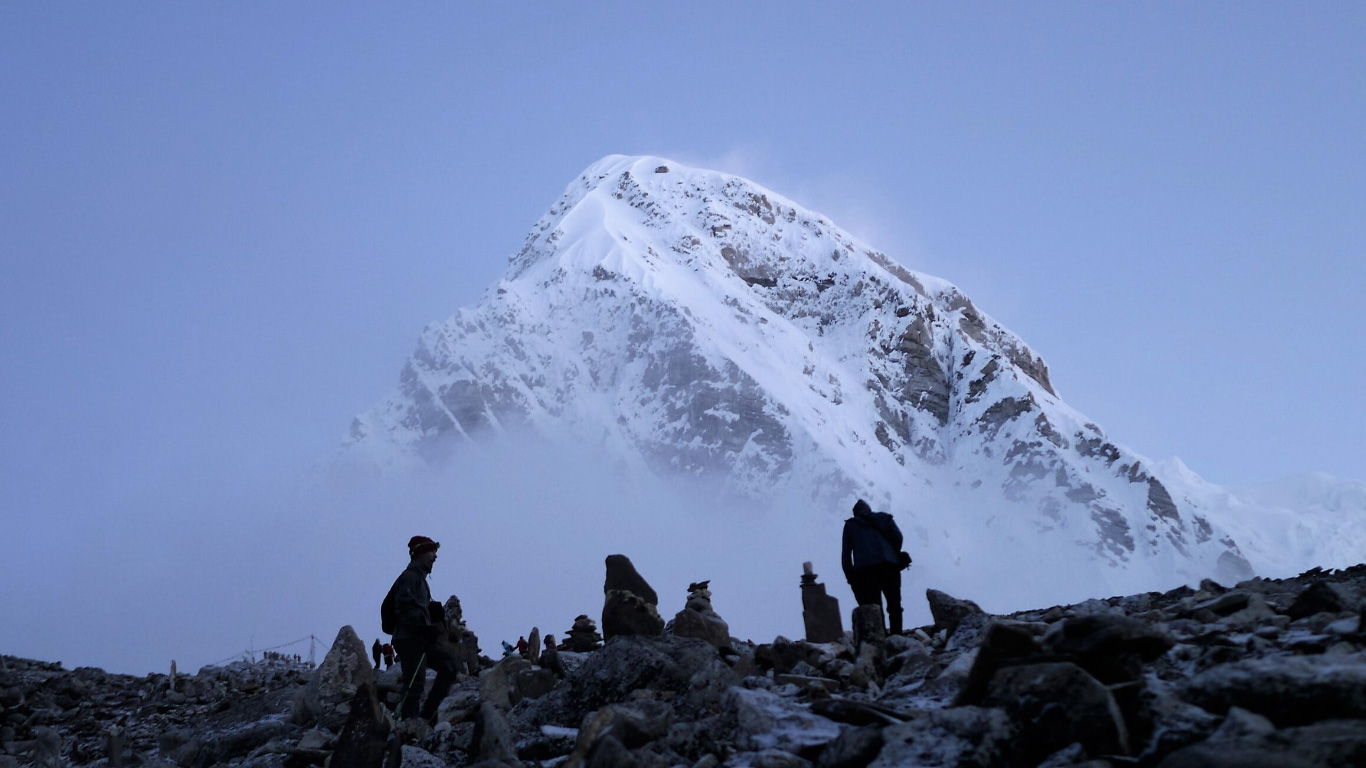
[869,707,1014,768]
[602,591,665,639]
[1176,655,1366,726]
[604,555,658,605]
[514,636,736,729]
[576,700,674,754]
[925,589,984,638]
[479,656,533,709]
[1286,581,1352,620]
[724,687,841,753]
[471,701,518,765]
[1044,614,1174,684]
[815,726,884,768]
[982,661,1129,764]
[1156,707,1366,768]
[954,621,1042,706]
[305,626,376,729]
[755,638,826,675]
[672,607,731,648]
[330,682,391,768]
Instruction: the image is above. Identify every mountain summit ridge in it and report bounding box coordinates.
[345,155,1355,596]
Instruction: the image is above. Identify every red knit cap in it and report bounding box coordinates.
[408,536,440,556]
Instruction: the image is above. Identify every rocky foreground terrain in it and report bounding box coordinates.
[5,560,1366,768]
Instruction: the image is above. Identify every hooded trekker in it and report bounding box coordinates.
[841,499,909,635]
[382,535,459,722]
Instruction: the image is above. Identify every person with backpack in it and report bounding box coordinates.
[841,498,911,635]
[382,535,459,722]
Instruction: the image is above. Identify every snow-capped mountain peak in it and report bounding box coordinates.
[345,155,1358,600]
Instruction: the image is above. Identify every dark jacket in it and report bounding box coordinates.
[841,507,903,579]
[388,562,435,641]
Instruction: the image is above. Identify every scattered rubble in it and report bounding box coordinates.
[5,561,1366,767]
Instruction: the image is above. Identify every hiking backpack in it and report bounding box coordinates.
[380,584,398,635]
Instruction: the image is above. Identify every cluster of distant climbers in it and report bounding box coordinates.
[377,498,911,723]
[259,650,305,664]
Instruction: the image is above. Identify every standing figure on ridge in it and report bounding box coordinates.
[382,535,459,722]
[841,499,909,635]
[371,638,382,670]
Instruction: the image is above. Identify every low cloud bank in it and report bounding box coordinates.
[4,433,1218,676]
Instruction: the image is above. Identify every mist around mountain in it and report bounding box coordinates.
[340,154,1364,624]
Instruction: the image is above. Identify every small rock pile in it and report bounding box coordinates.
[670,582,731,649]
[4,560,1366,768]
[560,619,602,654]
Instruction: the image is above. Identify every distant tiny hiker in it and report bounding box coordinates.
[841,499,911,635]
[371,638,382,670]
[381,535,460,722]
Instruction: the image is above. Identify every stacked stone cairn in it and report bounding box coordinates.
[441,596,483,676]
[671,581,732,649]
[5,563,1366,768]
[561,617,603,653]
[800,562,844,644]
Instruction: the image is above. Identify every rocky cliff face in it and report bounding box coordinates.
[5,563,1366,768]
[342,155,1303,594]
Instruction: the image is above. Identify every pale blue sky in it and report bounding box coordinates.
[2,3,1363,672]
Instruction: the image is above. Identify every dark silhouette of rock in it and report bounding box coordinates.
[672,606,730,647]
[925,589,984,638]
[875,707,1014,767]
[584,733,636,768]
[672,581,731,648]
[814,725,883,768]
[851,605,886,648]
[954,621,1042,706]
[1045,613,1174,684]
[1177,655,1366,727]
[944,610,993,653]
[330,683,389,768]
[1287,581,1350,619]
[754,637,825,675]
[514,667,557,702]
[801,562,844,644]
[602,590,665,639]
[1155,706,1366,768]
[471,701,518,764]
[604,555,658,605]
[984,661,1129,764]
[528,627,541,666]
[541,636,566,678]
[564,615,604,652]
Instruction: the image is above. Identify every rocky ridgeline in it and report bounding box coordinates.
[5,559,1366,768]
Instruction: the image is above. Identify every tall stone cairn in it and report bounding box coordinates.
[800,562,844,643]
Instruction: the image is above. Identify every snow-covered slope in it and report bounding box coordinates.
[344,155,1360,599]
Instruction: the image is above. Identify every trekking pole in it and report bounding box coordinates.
[395,652,427,718]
